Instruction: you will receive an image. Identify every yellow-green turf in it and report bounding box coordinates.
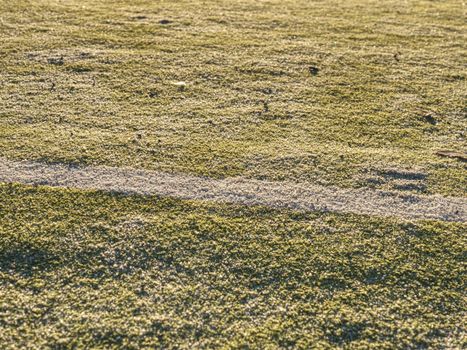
[1,0,466,348]
[0,184,466,349]
[1,0,466,196]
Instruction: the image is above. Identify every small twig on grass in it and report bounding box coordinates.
[435,150,467,162]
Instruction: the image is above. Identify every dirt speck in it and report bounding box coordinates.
[148,90,158,98]
[47,56,64,66]
[422,114,437,125]
[308,66,319,76]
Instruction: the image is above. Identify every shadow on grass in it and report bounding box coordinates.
[0,242,59,277]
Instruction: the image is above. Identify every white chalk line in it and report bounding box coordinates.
[0,158,466,222]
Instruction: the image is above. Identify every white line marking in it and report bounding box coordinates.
[1,158,466,222]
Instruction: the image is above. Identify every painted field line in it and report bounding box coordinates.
[0,158,466,222]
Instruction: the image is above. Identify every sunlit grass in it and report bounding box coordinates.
[1,0,466,195]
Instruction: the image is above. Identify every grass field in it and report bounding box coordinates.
[1,184,466,348]
[1,0,466,348]
[1,0,466,195]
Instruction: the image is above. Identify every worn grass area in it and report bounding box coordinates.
[0,184,466,348]
[1,0,466,196]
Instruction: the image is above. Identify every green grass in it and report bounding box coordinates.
[1,0,466,196]
[1,1,466,348]
[0,184,465,348]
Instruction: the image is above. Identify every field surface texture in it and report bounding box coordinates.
[0,0,466,349]
[1,157,466,222]
[1,0,466,196]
